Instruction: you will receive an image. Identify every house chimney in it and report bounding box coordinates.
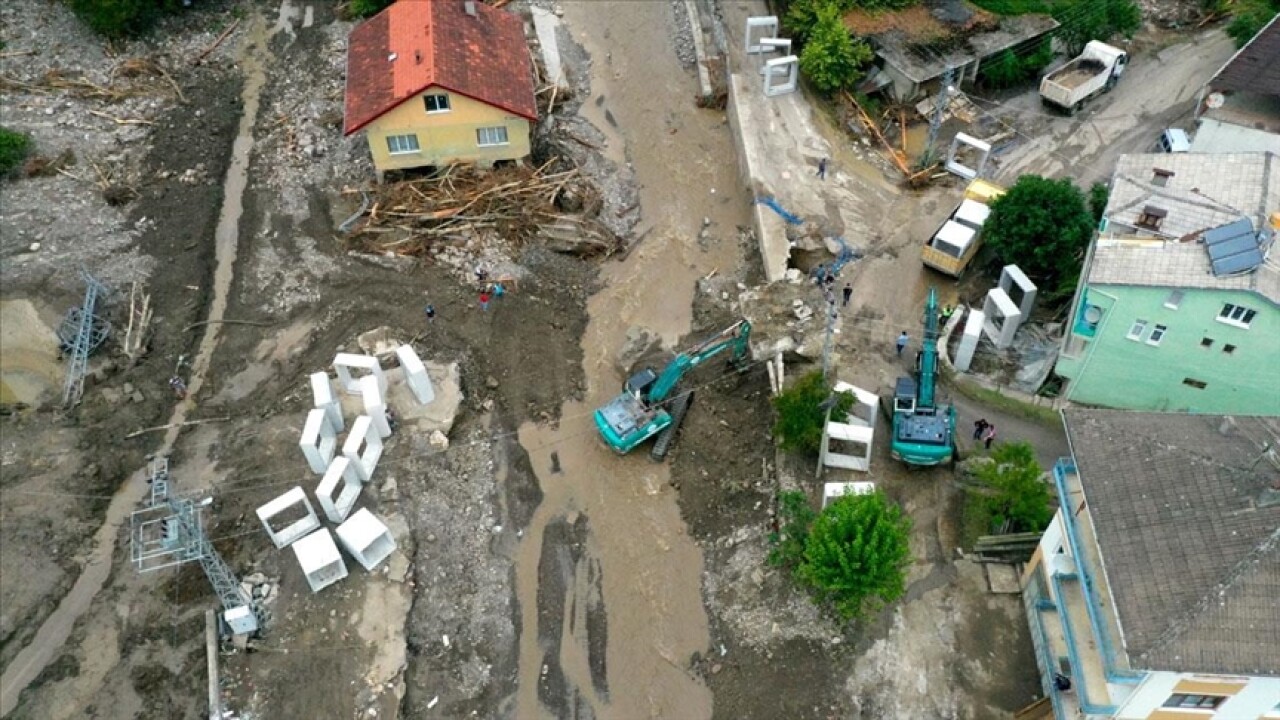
[464,0,477,16]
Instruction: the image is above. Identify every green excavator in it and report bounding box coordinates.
[889,288,956,467]
[595,320,751,460]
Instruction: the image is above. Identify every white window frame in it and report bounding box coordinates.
[386,134,420,155]
[1163,290,1183,310]
[1146,324,1167,346]
[476,126,509,147]
[424,93,450,114]
[1217,303,1257,328]
[1126,319,1148,341]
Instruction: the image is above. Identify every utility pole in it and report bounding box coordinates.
[923,64,955,166]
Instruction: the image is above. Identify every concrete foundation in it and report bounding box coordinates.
[256,486,322,549]
[955,308,985,373]
[342,415,383,482]
[292,529,348,594]
[982,288,1022,349]
[333,353,386,397]
[998,264,1037,319]
[299,407,338,474]
[394,345,435,405]
[310,371,343,432]
[360,375,392,439]
[316,455,363,524]
[335,508,397,571]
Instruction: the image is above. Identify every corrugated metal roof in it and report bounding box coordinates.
[1211,15,1280,96]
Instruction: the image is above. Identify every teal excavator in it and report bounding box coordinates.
[595,320,751,460]
[889,288,956,466]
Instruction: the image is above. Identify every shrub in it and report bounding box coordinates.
[348,0,394,19]
[1226,0,1280,48]
[798,2,875,94]
[768,490,817,568]
[796,491,912,619]
[984,174,1094,288]
[970,442,1053,534]
[1052,0,1142,56]
[0,127,33,176]
[772,370,854,455]
[65,0,182,38]
[1088,181,1109,225]
[980,49,1024,89]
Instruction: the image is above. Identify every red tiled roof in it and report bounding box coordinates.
[344,0,537,136]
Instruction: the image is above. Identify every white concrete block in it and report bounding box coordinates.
[223,605,259,635]
[998,264,1038,319]
[395,345,435,405]
[299,408,338,474]
[982,288,1022,349]
[745,16,779,54]
[292,529,348,594]
[310,371,344,432]
[763,56,799,96]
[820,382,879,473]
[333,353,386,397]
[955,308,985,373]
[823,481,876,508]
[256,486,321,549]
[360,375,392,439]
[316,456,363,524]
[335,508,397,571]
[342,415,383,482]
[945,132,991,180]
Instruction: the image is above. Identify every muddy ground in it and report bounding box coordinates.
[0,0,1223,718]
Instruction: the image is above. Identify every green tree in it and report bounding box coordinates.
[798,3,875,95]
[984,174,1094,287]
[348,0,395,19]
[796,491,912,619]
[1226,0,1280,48]
[0,127,32,176]
[66,0,181,38]
[1088,181,1109,225]
[772,370,854,455]
[1052,0,1142,56]
[972,441,1052,533]
[768,490,818,568]
[979,49,1024,89]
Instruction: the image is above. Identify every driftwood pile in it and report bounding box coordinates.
[350,161,619,257]
[0,57,185,103]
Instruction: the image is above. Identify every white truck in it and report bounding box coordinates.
[1039,41,1129,114]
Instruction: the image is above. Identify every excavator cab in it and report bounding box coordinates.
[623,368,659,402]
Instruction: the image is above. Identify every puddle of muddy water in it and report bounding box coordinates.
[511,3,753,718]
[0,19,272,717]
[0,300,62,407]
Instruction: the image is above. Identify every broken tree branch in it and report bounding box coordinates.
[126,417,231,439]
[194,19,240,65]
[183,318,275,332]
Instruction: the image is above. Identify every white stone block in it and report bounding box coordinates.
[316,456,363,524]
[819,382,879,473]
[292,529,348,594]
[745,15,779,54]
[982,288,1022,349]
[998,264,1038,319]
[955,309,985,373]
[395,345,435,405]
[360,375,392,439]
[256,486,321,549]
[333,353,387,397]
[335,508,397,572]
[764,55,799,96]
[310,371,344,432]
[342,415,383,482]
[299,408,338,474]
[223,605,259,635]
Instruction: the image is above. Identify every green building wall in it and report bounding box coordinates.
[1057,284,1280,414]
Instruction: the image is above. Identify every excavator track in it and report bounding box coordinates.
[650,391,694,462]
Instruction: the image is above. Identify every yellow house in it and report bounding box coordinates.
[344,0,537,179]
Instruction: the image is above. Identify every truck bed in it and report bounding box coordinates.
[1046,58,1106,90]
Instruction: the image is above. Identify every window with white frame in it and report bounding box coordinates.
[1163,693,1224,709]
[1218,303,1257,327]
[424,94,450,113]
[1126,319,1148,341]
[386,134,420,154]
[1163,290,1184,309]
[1147,324,1167,345]
[476,126,509,147]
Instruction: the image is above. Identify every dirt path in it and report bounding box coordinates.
[0,17,269,717]
[511,3,750,717]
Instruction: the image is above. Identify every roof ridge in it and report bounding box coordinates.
[1138,526,1280,667]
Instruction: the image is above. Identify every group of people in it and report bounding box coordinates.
[973,418,997,449]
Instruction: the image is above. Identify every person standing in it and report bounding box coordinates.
[896,331,909,356]
[983,424,997,449]
[479,290,491,311]
[973,418,989,440]
[842,283,853,307]
[169,376,187,399]
[817,157,828,180]
[493,281,506,299]
[425,304,436,323]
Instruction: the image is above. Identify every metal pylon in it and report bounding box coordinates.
[60,272,111,407]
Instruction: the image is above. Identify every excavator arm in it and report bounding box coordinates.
[648,320,751,403]
[918,288,940,409]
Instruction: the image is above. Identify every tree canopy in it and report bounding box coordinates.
[772,370,855,455]
[1051,0,1142,56]
[972,442,1053,534]
[796,2,875,94]
[984,174,1094,288]
[796,491,912,619]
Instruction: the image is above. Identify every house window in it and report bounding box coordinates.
[476,126,509,147]
[1126,319,1148,341]
[1183,378,1208,389]
[424,94,450,113]
[1136,205,1167,230]
[1217,303,1257,327]
[1163,693,1224,709]
[1223,344,1236,354]
[1147,324,1167,345]
[1200,337,1214,348]
[386,134,420,154]
[1163,290,1184,309]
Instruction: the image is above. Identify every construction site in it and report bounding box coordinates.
[0,0,1239,718]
